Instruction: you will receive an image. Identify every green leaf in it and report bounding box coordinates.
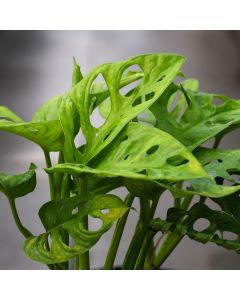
[32,95,64,123]
[150,85,240,150]
[0,105,23,122]
[71,53,185,163]
[151,203,240,253]
[189,147,240,198]
[46,123,209,182]
[72,57,83,87]
[0,118,64,151]
[24,194,128,264]
[0,164,36,199]
[59,96,80,162]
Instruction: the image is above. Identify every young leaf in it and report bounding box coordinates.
[0,164,36,199]
[46,123,209,182]
[71,53,185,163]
[24,194,129,264]
[151,203,240,253]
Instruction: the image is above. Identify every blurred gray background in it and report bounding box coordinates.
[1,31,240,270]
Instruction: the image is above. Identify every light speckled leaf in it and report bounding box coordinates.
[151,203,240,253]
[46,123,209,182]
[71,54,185,163]
[24,194,128,264]
[0,164,36,199]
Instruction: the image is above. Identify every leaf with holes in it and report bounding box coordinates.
[189,147,240,198]
[150,84,240,150]
[46,123,209,182]
[23,194,128,264]
[151,203,240,253]
[0,163,36,199]
[71,53,185,163]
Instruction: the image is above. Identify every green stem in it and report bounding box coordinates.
[7,196,32,238]
[43,150,56,201]
[75,175,90,270]
[55,151,64,201]
[122,197,159,270]
[104,193,135,270]
[134,230,155,270]
[153,233,183,269]
[153,194,194,269]
[76,215,90,270]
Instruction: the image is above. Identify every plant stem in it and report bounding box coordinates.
[153,233,183,269]
[153,194,194,269]
[75,175,90,270]
[76,215,90,270]
[134,230,155,269]
[122,197,159,270]
[104,193,135,270]
[7,196,32,238]
[43,150,56,201]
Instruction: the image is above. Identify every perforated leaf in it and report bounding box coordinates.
[151,203,240,253]
[150,85,240,150]
[24,194,128,264]
[0,164,36,199]
[46,123,209,182]
[71,54,185,163]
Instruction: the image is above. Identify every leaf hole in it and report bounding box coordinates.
[146,145,159,155]
[124,154,130,160]
[193,218,211,232]
[213,97,225,106]
[88,216,103,232]
[101,208,110,214]
[119,64,142,97]
[167,155,189,167]
[222,231,238,241]
[120,135,128,143]
[138,169,147,175]
[72,207,78,215]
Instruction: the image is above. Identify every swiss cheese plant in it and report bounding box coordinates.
[1,53,240,269]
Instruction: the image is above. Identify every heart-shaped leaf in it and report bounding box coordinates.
[24,194,128,264]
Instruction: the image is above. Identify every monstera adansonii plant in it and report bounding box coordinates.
[1,53,240,270]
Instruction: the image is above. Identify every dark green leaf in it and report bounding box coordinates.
[151,203,240,253]
[0,164,36,199]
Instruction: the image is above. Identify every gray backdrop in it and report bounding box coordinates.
[1,31,240,269]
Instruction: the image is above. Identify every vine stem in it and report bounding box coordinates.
[43,150,56,201]
[7,196,32,238]
[104,193,135,270]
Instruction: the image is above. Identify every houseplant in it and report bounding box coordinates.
[1,53,240,270]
